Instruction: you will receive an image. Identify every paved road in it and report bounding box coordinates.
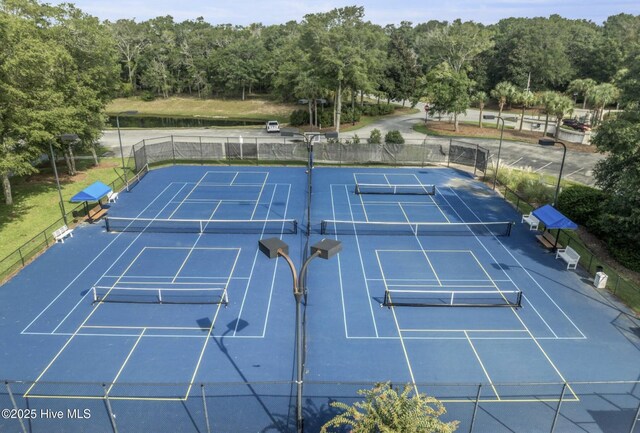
[99,105,603,186]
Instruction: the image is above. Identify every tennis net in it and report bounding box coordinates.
[105,217,298,234]
[383,289,522,308]
[320,220,514,236]
[355,183,436,195]
[92,286,229,305]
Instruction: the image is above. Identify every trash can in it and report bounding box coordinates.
[594,272,608,289]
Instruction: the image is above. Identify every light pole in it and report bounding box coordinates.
[483,115,506,190]
[116,110,138,191]
[50,134,79,225]
[258,237,342,433]
[538,138,568,206]
[281,129,339,233]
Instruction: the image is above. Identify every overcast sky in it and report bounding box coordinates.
[51,0,639,25]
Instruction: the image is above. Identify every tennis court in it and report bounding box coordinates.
[1,161,639,433]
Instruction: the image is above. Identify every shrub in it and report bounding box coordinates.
[318,110,333,128]
[556,185,606,227]
[140,91,156,101]
[369,129,382,144]
[361,103,394,116]
[385,130,405,144]
[352,134,360,145]
[289,109,309,126]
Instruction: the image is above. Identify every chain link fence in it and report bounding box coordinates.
[1,380,639,432]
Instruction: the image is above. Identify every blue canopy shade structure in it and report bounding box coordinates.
[70,181,112,203]
[532,204,578,230]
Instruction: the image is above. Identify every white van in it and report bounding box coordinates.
[266,120,280,133]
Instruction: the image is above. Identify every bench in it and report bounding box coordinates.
[107,190,119,203]
[88,204,108,223]
[53,225,73,243]
[556,245,580,270]
[521,214,540,230]
[536,230,557,249]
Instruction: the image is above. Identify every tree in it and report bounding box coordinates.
[321,382,458,433]
[567,78,597,109]
[588,83,620,124]
[549,94,574,138]
[383,22,420,103]
[417,19,494,74]
[109,19,149,92]
[538,91,557,136]
[471,91,488,128]
[513,90,536,131]
[422,63,473,131]
[490,81,517,127]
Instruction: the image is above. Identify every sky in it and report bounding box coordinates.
[50,0,640,25]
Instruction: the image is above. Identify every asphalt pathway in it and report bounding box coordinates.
[98,104,604,186]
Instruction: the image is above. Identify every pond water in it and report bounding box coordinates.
[107,115,265,128]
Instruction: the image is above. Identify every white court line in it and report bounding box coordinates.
[367,278,513,282]
[446,186,586,339]
[436,187,579,397]
[427,193,451,222]
[103,275,249,281]
[229,172,239,185]
[352,202,441,207]
[464,331,500,399]
[21,182,185,335]
[169,170,228,219]
[401,329,528,333]
[391,304,418,394]
[387,284,499,288]
[397,203,441,286]
[184,248,241,398]
[108,328,146,394]
[534,162,553,173]
[171,202,222,283]
[331,184,350,338]
[51,185,191,334]
[343,184,379,337]
[250,172,269,220]
[232,183,292,337]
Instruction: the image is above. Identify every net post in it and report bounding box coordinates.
[201,384,212,433]
[158,289,163,304]
[102,383,119,433]
[105,218,110,232]
[383,290,390,307]
[92,287,98,303]
[6,382,28,433]
[516,290,523,308]
[450,292,455,306]
[320,220,326,235]
[469,384,482,433]
[550,382,567,433]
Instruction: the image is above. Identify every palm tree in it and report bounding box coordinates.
[472,91,488,129]
[513,90,537,131]
[490,81,517,127]
[567,78,596,109]
[549,94,575,138]
[589,83,620,125]
[538,91,558,136]
[321,382,459,433]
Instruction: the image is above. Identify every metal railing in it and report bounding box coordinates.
[1,379,639,433]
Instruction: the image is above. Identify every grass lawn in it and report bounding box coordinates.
[414,121,550,145]
[0,158,126,261]
[107,96,297,123]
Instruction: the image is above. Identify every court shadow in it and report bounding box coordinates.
[589,408,638,433]
[261,397,342,433]
[491,262,511,270]
[196,317,212,332]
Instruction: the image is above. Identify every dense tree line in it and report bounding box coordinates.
[0,0,119,205]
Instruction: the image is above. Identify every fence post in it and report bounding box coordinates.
[469,384,482,433]
[628,396,640,433]
[171,135,176,165]
[6,382,27,433]
[142,139,148,167]
[587,254,594,273]
[200,136,204,165]
[102,384,119,433]
[473,143,479,176]
[447,138,452,167]
[550,383,567,433]
[256,137,260,165]
[201,384,212,433]
[614,275,620,295]
[18,248,25,267]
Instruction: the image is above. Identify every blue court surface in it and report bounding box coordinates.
[0,165,639,433]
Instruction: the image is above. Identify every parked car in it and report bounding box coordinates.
[562,118,591,132]
[265,120,280,133]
